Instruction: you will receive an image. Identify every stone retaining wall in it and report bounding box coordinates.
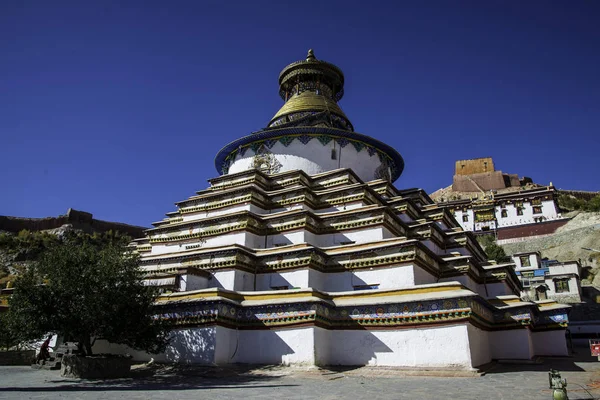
[60,354,131,379]
[0,350,35,365]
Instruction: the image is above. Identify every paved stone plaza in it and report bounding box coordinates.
[1,348,600,400]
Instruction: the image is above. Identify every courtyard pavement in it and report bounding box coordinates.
[1,347,600,400]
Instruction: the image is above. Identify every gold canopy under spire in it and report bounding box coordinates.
[267,49,352,130]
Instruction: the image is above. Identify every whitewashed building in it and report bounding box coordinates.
[512,251,583,304]
[97,50,572,369]
[446,187,564,234]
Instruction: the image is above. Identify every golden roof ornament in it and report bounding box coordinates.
[267,49,353,131]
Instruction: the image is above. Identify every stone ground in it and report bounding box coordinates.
[2,347,600,400]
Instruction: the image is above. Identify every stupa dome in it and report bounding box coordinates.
[215,49,404,182]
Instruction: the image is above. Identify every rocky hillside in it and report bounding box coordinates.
[501,211,600,284]
[0,210,147,288]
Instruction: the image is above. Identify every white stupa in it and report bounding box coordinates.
[98,50,571,368]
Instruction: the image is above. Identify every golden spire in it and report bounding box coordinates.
[267,50,353,131]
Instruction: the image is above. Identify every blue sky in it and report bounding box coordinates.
[1,1,599,227]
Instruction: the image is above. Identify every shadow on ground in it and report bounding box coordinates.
[483,345,600,374]
[0,364,297,392]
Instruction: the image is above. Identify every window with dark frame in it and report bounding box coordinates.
[520,255,531,267]
[462,214,469,222]
[555,279,569,293]
[501,209,508,218]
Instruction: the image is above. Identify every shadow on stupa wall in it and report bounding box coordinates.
[164,328,216,364]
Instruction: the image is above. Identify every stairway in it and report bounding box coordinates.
[32,342,79,370]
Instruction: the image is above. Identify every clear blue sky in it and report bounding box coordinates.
[1,1,599,227]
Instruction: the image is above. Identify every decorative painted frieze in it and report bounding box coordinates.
[153,293,561,331]
[180,194,254,214]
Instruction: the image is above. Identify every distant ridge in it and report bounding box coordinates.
[0,208,147,239]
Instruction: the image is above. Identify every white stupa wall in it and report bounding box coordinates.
[320,264,432,291]
[179,201,370,226]
[227,140,389,183]
[485,281,514,298]
[439,275,487,298]
[233,327,317,365]
[148,231,263,255]
[489,329,534,360]
[531,330,569,356]
[211,270,254,291]
[94,322,564,366]
[165,264,434,292]
[324,324,473,367]
[467,324,491,367]
[180,274,209,291]
[147,226,394,257]
[181,203,264,221]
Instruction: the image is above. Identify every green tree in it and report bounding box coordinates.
[8,233,169,356]
[0,312,21,351]
[477,234,511,263]
[559,194,600,212]
[484,242,511,263]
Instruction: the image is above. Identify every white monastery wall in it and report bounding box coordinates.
[544,276,580,300]
[453,199,561,232]
[453,209,474,231]
[548,262,580,277]
[467,324,491,367]
[227,141,386,183]
[489,328,533,360]
[531,330,569,356]
[514,253,541,270]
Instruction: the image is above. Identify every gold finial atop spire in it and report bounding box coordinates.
[306,49,316,61]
